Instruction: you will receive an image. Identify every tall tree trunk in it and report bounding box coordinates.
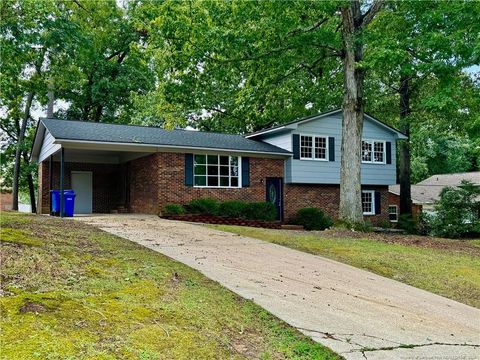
[21,151,37,213]
[339,2,365,223]
[12,92,34,211]
[398,74,412,216]
[47,83,55,118]
[338,0,383,223]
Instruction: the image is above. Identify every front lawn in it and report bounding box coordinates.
[210,225,480,308]
[0,212,338,360]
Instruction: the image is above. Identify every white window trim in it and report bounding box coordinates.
[193,154,242,188]
[362,139,386,164]
[388,205,398,222]
[362,190,375,215]
[299,133,329,161]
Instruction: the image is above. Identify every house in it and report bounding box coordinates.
[388,172,480,221]
[30,109,407,223]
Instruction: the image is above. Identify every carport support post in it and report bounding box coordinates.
[49,155,53,214]
[60,147,64,218]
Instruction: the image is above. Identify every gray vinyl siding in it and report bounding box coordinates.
[38,130,60,163]
[260,113,398,185]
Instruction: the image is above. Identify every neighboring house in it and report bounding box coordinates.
[388,172,480,221]
[0,190,13,211]
[30,109,406,223]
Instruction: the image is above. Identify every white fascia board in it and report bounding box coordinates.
[55,139,292,158]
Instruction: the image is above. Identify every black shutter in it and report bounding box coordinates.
[292,134,300,159]
[328,137,335,161]
[241,157,250,187]
[374,191,381,214]
[386,142,392,164]
[185,154,193,186]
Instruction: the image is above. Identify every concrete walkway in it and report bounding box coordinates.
[76,215,480,360]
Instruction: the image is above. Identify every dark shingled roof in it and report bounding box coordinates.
[41,118,291,155]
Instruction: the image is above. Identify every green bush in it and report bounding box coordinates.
[425,180,480,238]
[397,214,418,234]
[163,204,185,215]
[187,198,220,215]
[333,219,373,232]
[244,202,277,221]
[218,201,248,218]
[295,208,333,230]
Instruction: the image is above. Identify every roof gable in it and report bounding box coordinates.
[246,109,407,139]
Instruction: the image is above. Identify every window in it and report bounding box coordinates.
[194,154,240,188]
[300,135,328,160]
[362,140,385,164]
[388,205,398,222]
[362,190,375,215]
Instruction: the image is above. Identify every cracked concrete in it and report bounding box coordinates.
[76,215,480,359]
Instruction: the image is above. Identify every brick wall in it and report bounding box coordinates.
[284,184,391,225]
[145,153,285,214]
[388,192,423,220]
[128,154,160,214]
[0,191,13,211]
[38,161,123,214]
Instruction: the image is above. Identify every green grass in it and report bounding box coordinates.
[210,225,480,308]
[0,212,338,360]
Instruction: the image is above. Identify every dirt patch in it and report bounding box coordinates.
[318,229,480,255]
[19,301,47,314]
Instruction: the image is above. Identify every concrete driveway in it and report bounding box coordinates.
[76,215,480,360]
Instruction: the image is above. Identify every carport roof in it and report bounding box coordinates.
[37,118,291,156]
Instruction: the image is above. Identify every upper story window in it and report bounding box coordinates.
[300,135,328,160]
[362,140,385,164]
[194,154,240,188]
[362,190,375,215]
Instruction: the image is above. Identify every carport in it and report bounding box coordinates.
[30,119,156,216]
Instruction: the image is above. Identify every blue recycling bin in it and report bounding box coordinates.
[50,190,76,217]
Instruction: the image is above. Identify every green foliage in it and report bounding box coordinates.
[163,204,185,216]
[334,220,374,233]
[397,214,418,234]
[185,199,276,221]
[187,198,220,215]
[244,202,277,222]
[218,200,248,218]
[425,180,480,238]
[294,208,333,231]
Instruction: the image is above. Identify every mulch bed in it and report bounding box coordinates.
[160,214,282,229]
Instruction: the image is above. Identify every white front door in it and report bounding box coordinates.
[71,171,93,214]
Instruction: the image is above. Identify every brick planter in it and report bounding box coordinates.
[160,214,282,229]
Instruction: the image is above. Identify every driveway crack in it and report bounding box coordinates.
[353,341,480,354]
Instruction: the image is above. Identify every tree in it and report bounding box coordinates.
[142,0,386,222]
[338,0,383,222]
[1,0,60,211]
[365,0,480,220]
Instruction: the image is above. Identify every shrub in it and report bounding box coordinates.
[244,202,277,221]
[219,201,248,218]
[295,208,333,231]
[397,214,418,234]
[163,204,185,215]
[187,198,220,215]
[425,180,480,238]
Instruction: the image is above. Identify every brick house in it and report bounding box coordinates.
[31,109,407,224]
[388,172,480,223]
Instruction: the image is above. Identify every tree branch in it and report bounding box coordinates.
[288,17,328,36]
[361,0,384,27]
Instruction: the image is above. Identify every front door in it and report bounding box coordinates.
[71,171,93,214]
[266,177,283,221]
